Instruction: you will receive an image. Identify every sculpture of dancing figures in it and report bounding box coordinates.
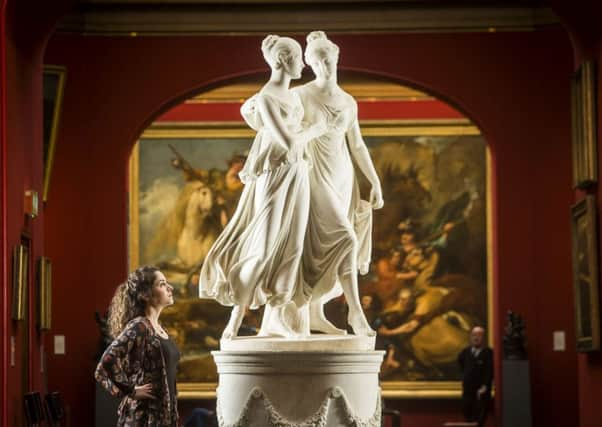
[199,35,327,339]
[295,31,384,336]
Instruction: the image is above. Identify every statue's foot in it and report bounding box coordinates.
[259,320,304,339]
[310,316,347,335]
[348,312,376,337]
[261,331,305,339]
[221,328,235,340]
[309,302,347,335]
[256,328,304,338]
[221,305,244,340]
[258,304,306,338]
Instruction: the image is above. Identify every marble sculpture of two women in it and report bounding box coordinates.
[199,31,384,340]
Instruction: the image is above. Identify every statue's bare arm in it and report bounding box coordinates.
[346,117,384,209]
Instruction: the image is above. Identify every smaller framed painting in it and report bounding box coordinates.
[37,257,52,330]
[43,65,67,202]
[11,245,29,321]
[571,195,600,351]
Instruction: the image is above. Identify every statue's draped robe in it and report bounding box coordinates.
[199,92,311,319]
[294,84,373,305]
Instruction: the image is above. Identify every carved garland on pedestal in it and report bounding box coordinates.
[217,386,382,427]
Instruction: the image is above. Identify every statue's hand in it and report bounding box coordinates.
[370,186,384,209]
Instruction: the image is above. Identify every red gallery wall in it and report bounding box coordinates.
[550,2,602,426]
[567,13,602,427]
[156,98,465,122]
[579,42,602,426]
[42,30,576,426]
[2,1,67,425]
[574,39,602,427]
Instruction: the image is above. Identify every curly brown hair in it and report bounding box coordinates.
[107,265,159,338]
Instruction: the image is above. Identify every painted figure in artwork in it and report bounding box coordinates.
[199,35,326,339]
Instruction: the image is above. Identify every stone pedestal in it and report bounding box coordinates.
[502,359,532,427]
[213,335,384,427]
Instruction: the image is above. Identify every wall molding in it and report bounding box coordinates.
[56,4,559,36]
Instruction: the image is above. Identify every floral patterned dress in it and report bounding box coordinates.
[95,316,178,426]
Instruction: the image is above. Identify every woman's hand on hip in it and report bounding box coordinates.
[132,383,156,400]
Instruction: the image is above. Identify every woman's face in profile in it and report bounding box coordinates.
[151,271,174,308]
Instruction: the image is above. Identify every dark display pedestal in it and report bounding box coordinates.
[95,382,119,427]
[502,359,532,427]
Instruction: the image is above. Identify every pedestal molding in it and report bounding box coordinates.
[213,351,384,374]
[217,385,382,427]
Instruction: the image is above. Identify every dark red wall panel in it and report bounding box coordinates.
[156,99,463,122]
[3,0,63,424]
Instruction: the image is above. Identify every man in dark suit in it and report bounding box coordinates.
[458,326,493,426]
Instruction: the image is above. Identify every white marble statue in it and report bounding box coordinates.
[200,32,384,340]
[199,35,327,339]
[294,31,384,337]
[205,33,385,427]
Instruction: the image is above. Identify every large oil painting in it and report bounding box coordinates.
[129,120,489,398]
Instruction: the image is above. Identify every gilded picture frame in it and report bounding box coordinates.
[43,65,67,202]
[37,257,52,330]
[129,119,492,399]
[12,245,29,321]
[571,60,598,189]
[571,195,600,352]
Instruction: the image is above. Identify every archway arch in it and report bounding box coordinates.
[130,67,493,150]
[129,69,493,397]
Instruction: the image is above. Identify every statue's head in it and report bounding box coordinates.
[305,31,340,80]
[261,35,304,79]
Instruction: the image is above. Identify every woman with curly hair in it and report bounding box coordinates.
[95,266,179,426]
